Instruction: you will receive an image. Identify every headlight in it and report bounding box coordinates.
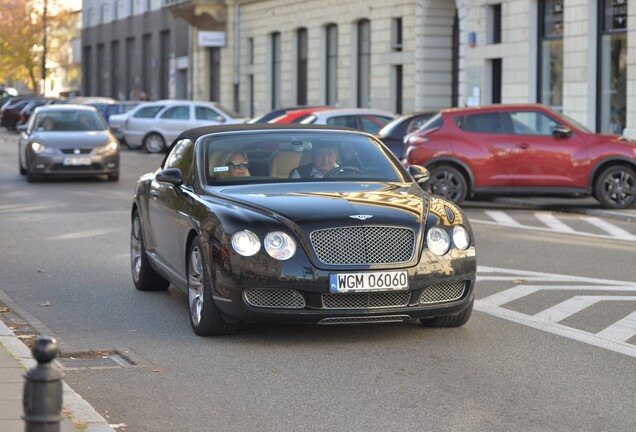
[231,230,261,256]
[264,232,296,260]
[452,225,470,250]
[94,141,119,155]
[426,226,451,256]
[30,142,53,154]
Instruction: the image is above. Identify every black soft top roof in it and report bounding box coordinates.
[177,123,356,141]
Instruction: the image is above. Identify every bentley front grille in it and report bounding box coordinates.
[243,288,306,309]
[310,226,415,265]
[419,281,466,304]
[322,291,411,309]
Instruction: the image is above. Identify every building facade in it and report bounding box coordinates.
[81,0,634,133]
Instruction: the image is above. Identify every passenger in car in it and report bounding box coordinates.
[289,143,338,178]
[226,151,251,177]
[41,116,55,131]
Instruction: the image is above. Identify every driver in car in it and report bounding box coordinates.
[289,143,339,178]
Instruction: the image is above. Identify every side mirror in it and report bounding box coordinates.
[215,116,226,123]
[156,168,183,187]
[16,124,27,133]
[408,165,430,184]
[552,124,572,138]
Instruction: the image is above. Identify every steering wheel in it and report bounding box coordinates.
[323,166,364,178]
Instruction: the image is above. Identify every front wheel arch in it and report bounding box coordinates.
[422,160,473,203]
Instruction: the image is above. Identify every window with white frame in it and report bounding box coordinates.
[538,0,563,110]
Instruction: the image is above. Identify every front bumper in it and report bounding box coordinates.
[212,247,477,325]
[27,152,119,178]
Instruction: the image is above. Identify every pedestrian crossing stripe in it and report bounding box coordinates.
[476,266,636,358]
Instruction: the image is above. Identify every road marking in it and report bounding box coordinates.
[533,295,636,322]
[596,311,636,342]
[470,212,636,242]
[583,216,636,240]
[484,210,522,226]
[476,266,636,358]
[534,211,576,232]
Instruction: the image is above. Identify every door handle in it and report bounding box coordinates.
[518,142,529,149]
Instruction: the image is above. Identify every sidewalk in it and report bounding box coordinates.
[0,320,115,432]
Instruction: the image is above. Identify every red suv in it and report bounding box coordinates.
[403,104,636,209]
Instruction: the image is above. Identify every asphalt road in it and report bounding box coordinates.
[1,129,635,431]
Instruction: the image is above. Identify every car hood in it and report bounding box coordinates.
[208,182,430,229]
[30,131,114,148]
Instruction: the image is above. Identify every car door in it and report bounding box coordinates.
[158,105,194,143]
[194,105,226,127]
[147,138,196,276]
[456,112,516,187]
[506,109,589,187]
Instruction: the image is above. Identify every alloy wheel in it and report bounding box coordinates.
[188,245,204,326]
[130,216,142,283]
[600,169,636,208]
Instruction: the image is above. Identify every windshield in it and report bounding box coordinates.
[202,131,407,185]
[33,110,107,132]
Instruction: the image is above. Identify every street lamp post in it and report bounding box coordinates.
[41,0,48,96]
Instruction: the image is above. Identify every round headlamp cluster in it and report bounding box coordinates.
[231,230,297,261]
[426,225,471,256]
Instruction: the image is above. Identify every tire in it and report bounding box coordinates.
[107,172,120,182]
[130,210,170,291]
[19,160,26,175]
[420,299,473,328]
[427,165,468,203]
[143,133,166,154]
[188,237,242,336]
[593,165,636,209]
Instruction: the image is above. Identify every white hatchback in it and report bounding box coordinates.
[116,100,247,153]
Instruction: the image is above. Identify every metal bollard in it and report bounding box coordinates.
[22,335,64,432]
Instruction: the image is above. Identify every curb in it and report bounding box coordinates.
[0,319,115,432]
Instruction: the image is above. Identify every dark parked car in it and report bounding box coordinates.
[1,97,34,130]
[18,104,120,182]
[131,124,476,336]
[16,98,56,131]
[375,111,436,157]
[404,104,636,209]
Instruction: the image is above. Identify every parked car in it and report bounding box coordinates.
[121,100,248,153]
[18,104,120,182]
[16,98,57,131]
[130,124,476,336]
[269,106,335,123]
[403,104,636,209]
[103,101,140,124]
[246,106,321,123]
[299,108,396,134]
[375,111,436,157]
[67,96,118,120]
[1,97,35,130]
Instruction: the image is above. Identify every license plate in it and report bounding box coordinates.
[63,156,92,166]
[329,271,409,293]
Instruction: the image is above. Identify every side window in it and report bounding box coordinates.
[360,115,392,133]
[195,106,222,121]
[461,113,504,134]
[134,106,165,118]
[161,106,190,120]
[510,111,559,135]
[327,115,357,129]
[163,138,195,185]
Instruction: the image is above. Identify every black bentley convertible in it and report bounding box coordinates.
[130,124,476,336]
